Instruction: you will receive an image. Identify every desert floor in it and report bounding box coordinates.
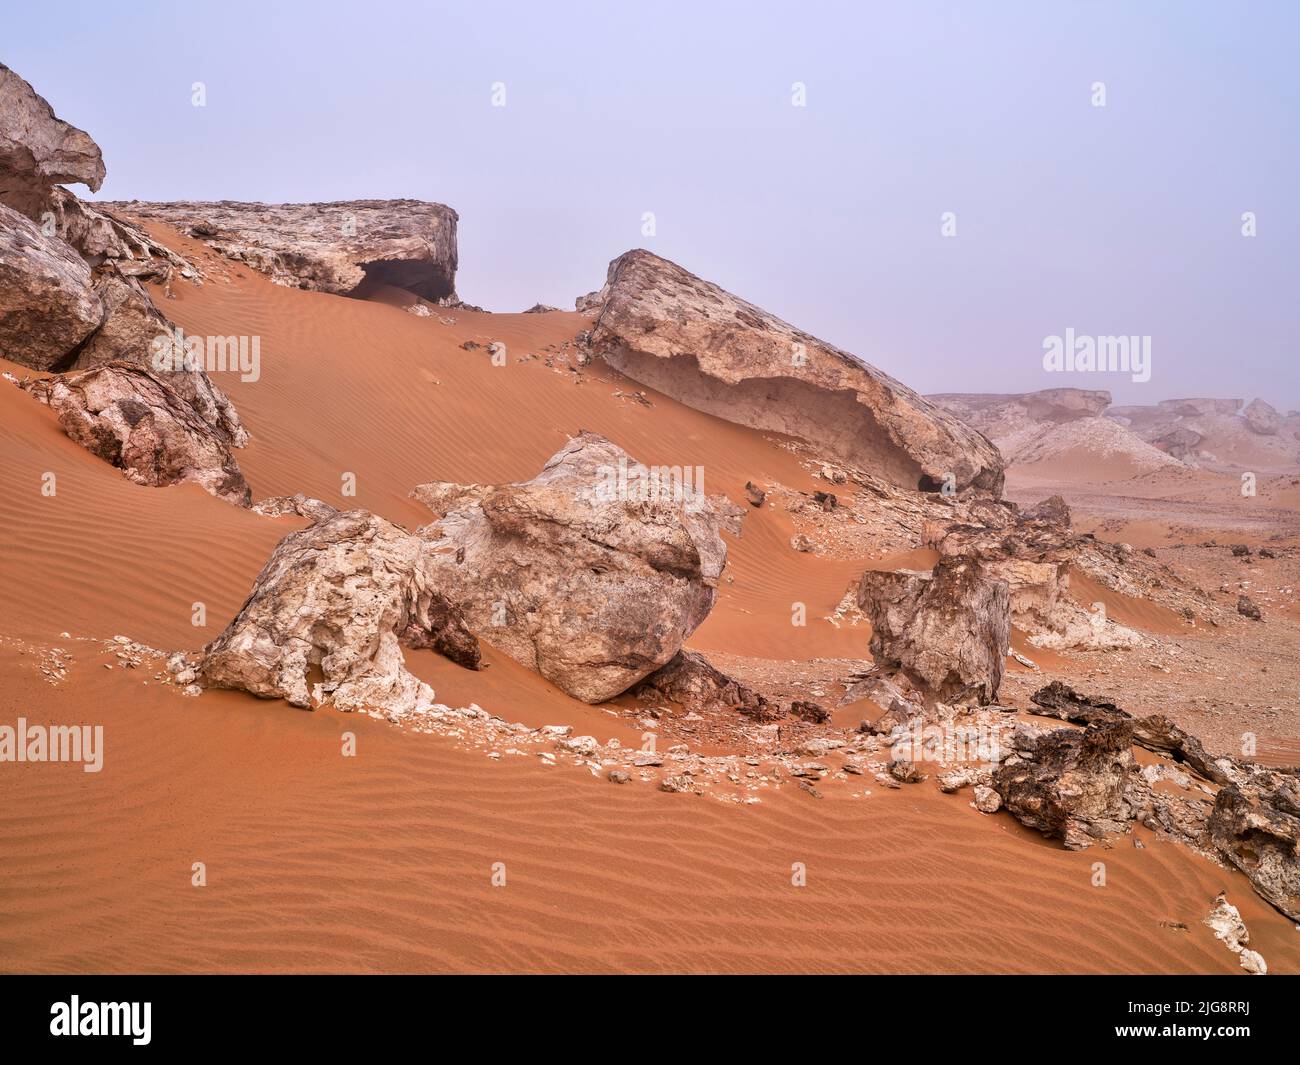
[1,224,1297,974]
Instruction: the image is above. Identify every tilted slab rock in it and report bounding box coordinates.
[0,66,193,276]
[856,555,1010,704]
[200,510,480,713]
[0,204,103,370]
[413,431,735,703]
[18,362,251,506]
[110,199,459,302]
[582,250,1004,495]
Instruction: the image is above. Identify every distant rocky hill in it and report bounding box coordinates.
[931,387,1300,477]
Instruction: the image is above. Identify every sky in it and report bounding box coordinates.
[7,0,1298,409]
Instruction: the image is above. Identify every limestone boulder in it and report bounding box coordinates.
[856,556,1010,704]
[200,510,480,713]
[413,431,736,703]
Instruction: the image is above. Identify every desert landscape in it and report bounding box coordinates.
[1,51,1297,983]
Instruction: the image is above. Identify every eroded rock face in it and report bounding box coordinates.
[18,362,251,505]
[413,431,735,703]
[200,510,480,712]
[0,204,103,369]
[856,556,1010,704]
[583,250,1004,495]
[111,199,459,302]
[993,721,1140,850]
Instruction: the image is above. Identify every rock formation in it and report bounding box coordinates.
[856,556,1010,704]
[18,363,252,505]
[112,199,459,302]
[0,204,103,369]
[1210,785,1300,922]
[634,650,778,721]
[992,720,1141,850]
[0,63,247,498]
[1022,682,1300,919]
[929,388,1112,438]
[412,431,736,703]
[200,510,480,713]
[581,250,1004,495]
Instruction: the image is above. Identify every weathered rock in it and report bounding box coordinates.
[857,556,1010,704]
[1209,786,1300,921]
[889,758,927,784]
[200,510,480,712]
[412,431,735,703]
[0,204,103,369]
[583,250,1004,494]
[1029,682,1233,786]
[1237,594,1262,621]
[972,785,1001,813]
[744,480,766,507]
[18,362,251,505]
[0,67,193,274]
[251,494,339,522]
[992,720,1140,850]
[0,62,104,204]
[1204,893,1268,974]
[635,650,779,720]
[112,199,459,302]
[0,63,246,486]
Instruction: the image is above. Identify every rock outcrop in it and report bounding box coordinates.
[992,720,1141,850]
[18,363,252,505]
[412,431,736,703]
[1210,785,1300,921]
[1022,681,1300,919]
[200,510,480,713]
[0,63,247,498]
[0,204,103,369]
[856,556,1010,704]
[0,64,194,276]
[0,62,104,207]
[581,250,1004,495]
[112,199,459,302]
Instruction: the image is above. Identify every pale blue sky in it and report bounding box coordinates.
[7,0,1298,407]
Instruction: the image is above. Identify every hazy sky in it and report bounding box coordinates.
[8,0,1298,408]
